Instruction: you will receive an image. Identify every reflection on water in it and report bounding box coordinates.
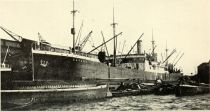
[19,94,210,110]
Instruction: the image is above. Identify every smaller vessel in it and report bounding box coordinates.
[1,83,108,110]
[111,82,155,97]
[175,84,210,96]
[153,80,177,95]
[175,76,210,96]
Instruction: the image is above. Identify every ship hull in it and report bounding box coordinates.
[32,50,182,81]
[1,85,107,110]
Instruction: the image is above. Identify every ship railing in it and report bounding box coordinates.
[75,51,98,59]
[34,43,71,54]
[34,43,98,59]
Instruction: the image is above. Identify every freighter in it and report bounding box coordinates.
[0,30,182,87]
[0,1,183,87]
[1,1,184,108]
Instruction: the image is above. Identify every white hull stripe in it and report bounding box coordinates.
[32,49,100,63]
[1,85,107,93]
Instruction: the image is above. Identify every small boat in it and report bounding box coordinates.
[111,89,153,97]
[175,84,210,97]
[153,80,179,95]
[154,83,177,95]
[1,82,108,110]
[111,82,154,97]
[175,75,210,96]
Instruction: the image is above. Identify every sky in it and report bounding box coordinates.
[0,0,209,75]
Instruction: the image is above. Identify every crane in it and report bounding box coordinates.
[75,21,84,45]
[174,53,184,67]
[88,32,122,54]
[76,31,93,51]
[162,49,176,64]
[101,31,109,57]
[123,33,144,61]
[0,26,22,42]
[172,51,181,64]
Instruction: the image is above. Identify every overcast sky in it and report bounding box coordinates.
[0,0,209,75]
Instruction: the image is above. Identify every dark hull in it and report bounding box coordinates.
[32,51,182,81]
[175,84,210,96]
[1,85,107,110]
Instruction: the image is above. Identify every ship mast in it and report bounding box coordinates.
[111,6,118,67]
[151,29,155,55]
[165,41,168,65]
[71,0,78,52]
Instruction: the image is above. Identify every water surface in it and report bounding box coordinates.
[20,94,210,110]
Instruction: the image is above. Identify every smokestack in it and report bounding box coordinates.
[137,40,142,54]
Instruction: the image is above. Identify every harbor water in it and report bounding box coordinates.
[19,94,210,110]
